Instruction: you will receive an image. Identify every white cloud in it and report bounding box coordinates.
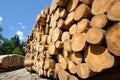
[0,16,3,24]
[21,25,26,29]
[16,31,24,40]
[0,16,3,22]
[18,22,23,25]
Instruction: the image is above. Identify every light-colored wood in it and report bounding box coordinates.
[55,41,63,48]
[46,14,51,23]
[86,28,104,44]
[67,0,79,12]
[69,52,82,65]
[52,28,62,42]
[62,49,68,58]
[76,19,90,33]
[50,0,57,14]
[47,69,55,77]
[55,63,62,74]
[57,19,68,30]
[47,35,52,44]
[71,33,87,52]
[59,58,67,70]
[54,8,62,21]
[69,75,78,80]
[60,8,67,19]
[76,63,91,79]
[85,45,114,72]
[48,43,59,55]
[56,0,68,7]
[79,0,93,5]
[65,11,74,26]
[44,24,49,35]
[74,4,91,21]
[68,61,77,74]
[107,0,120,21]
[62,31,70,42]
[64,39,72,52]
[44,6,50,15]
[44,58,55,70]
[69,24,77,35]
[90,14,108,28]
[106,22,120,56]
[58,69,70,80]
[50,14,57,29]
[91,0,113,15]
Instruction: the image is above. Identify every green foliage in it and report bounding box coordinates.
[0,27,25,55]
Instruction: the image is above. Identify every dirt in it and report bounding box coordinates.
[0,68,47,80]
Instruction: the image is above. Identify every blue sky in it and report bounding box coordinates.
[0,0,52,41]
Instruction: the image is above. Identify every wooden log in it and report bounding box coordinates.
[56,0,68,7]
[74,4,91,21]
[62,31,70,42]
[69,75,78,80]
[44,58,55,70]
[71,33,87,52]
[60,8,67,19]
[91,0,113,15]
[54,8,62,21]
[48,43,59,55]
[47,35,52,44]
[107,0,120,21]
[86,28,105,44]
[76,19,90,33]
[57,19,68,30]
[58,69,70,80]
[44,6,50,15]
[50,0,57,14]
[68,61,77,74]
[52,28,62,42]
[69,24,77,35]
[67,0,79,12]
[55,63,62,74]
[62,49,68,58]
[105,22,120,56]
[79,0,93,5]
[55,41,63,48]
[90,14,108,28]
[69,52,82,65]
[85,45,114,72]
[47,69,55,77]
[76,63,91,79]
[64,39,72,52]
[50,14,57,29]
[44,24,49,35]
[65,11,74,26]
[46,14,51,23]
[60,58,68,70]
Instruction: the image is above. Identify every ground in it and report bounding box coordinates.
[0,68,47,80]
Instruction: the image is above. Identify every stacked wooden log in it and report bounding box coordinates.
[0,54,24,72]
[24,0,120,79]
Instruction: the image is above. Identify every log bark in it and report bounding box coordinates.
[76,19,90,33]
[56,0,68,7]
[85,45,114,72]
[107,0,120,21]
[74,4,91,21]
[71,33,87,52]
[67,0,79,12]
[105,22,120,56]
[79,0,93,5]
[57,19,68,30]
[86,28,105,44]
[90,14,108,28]
[91,0,113,15]
[55,41,63,49]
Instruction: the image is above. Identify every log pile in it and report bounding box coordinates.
[24,0,120,79]
[0,54,24,72]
